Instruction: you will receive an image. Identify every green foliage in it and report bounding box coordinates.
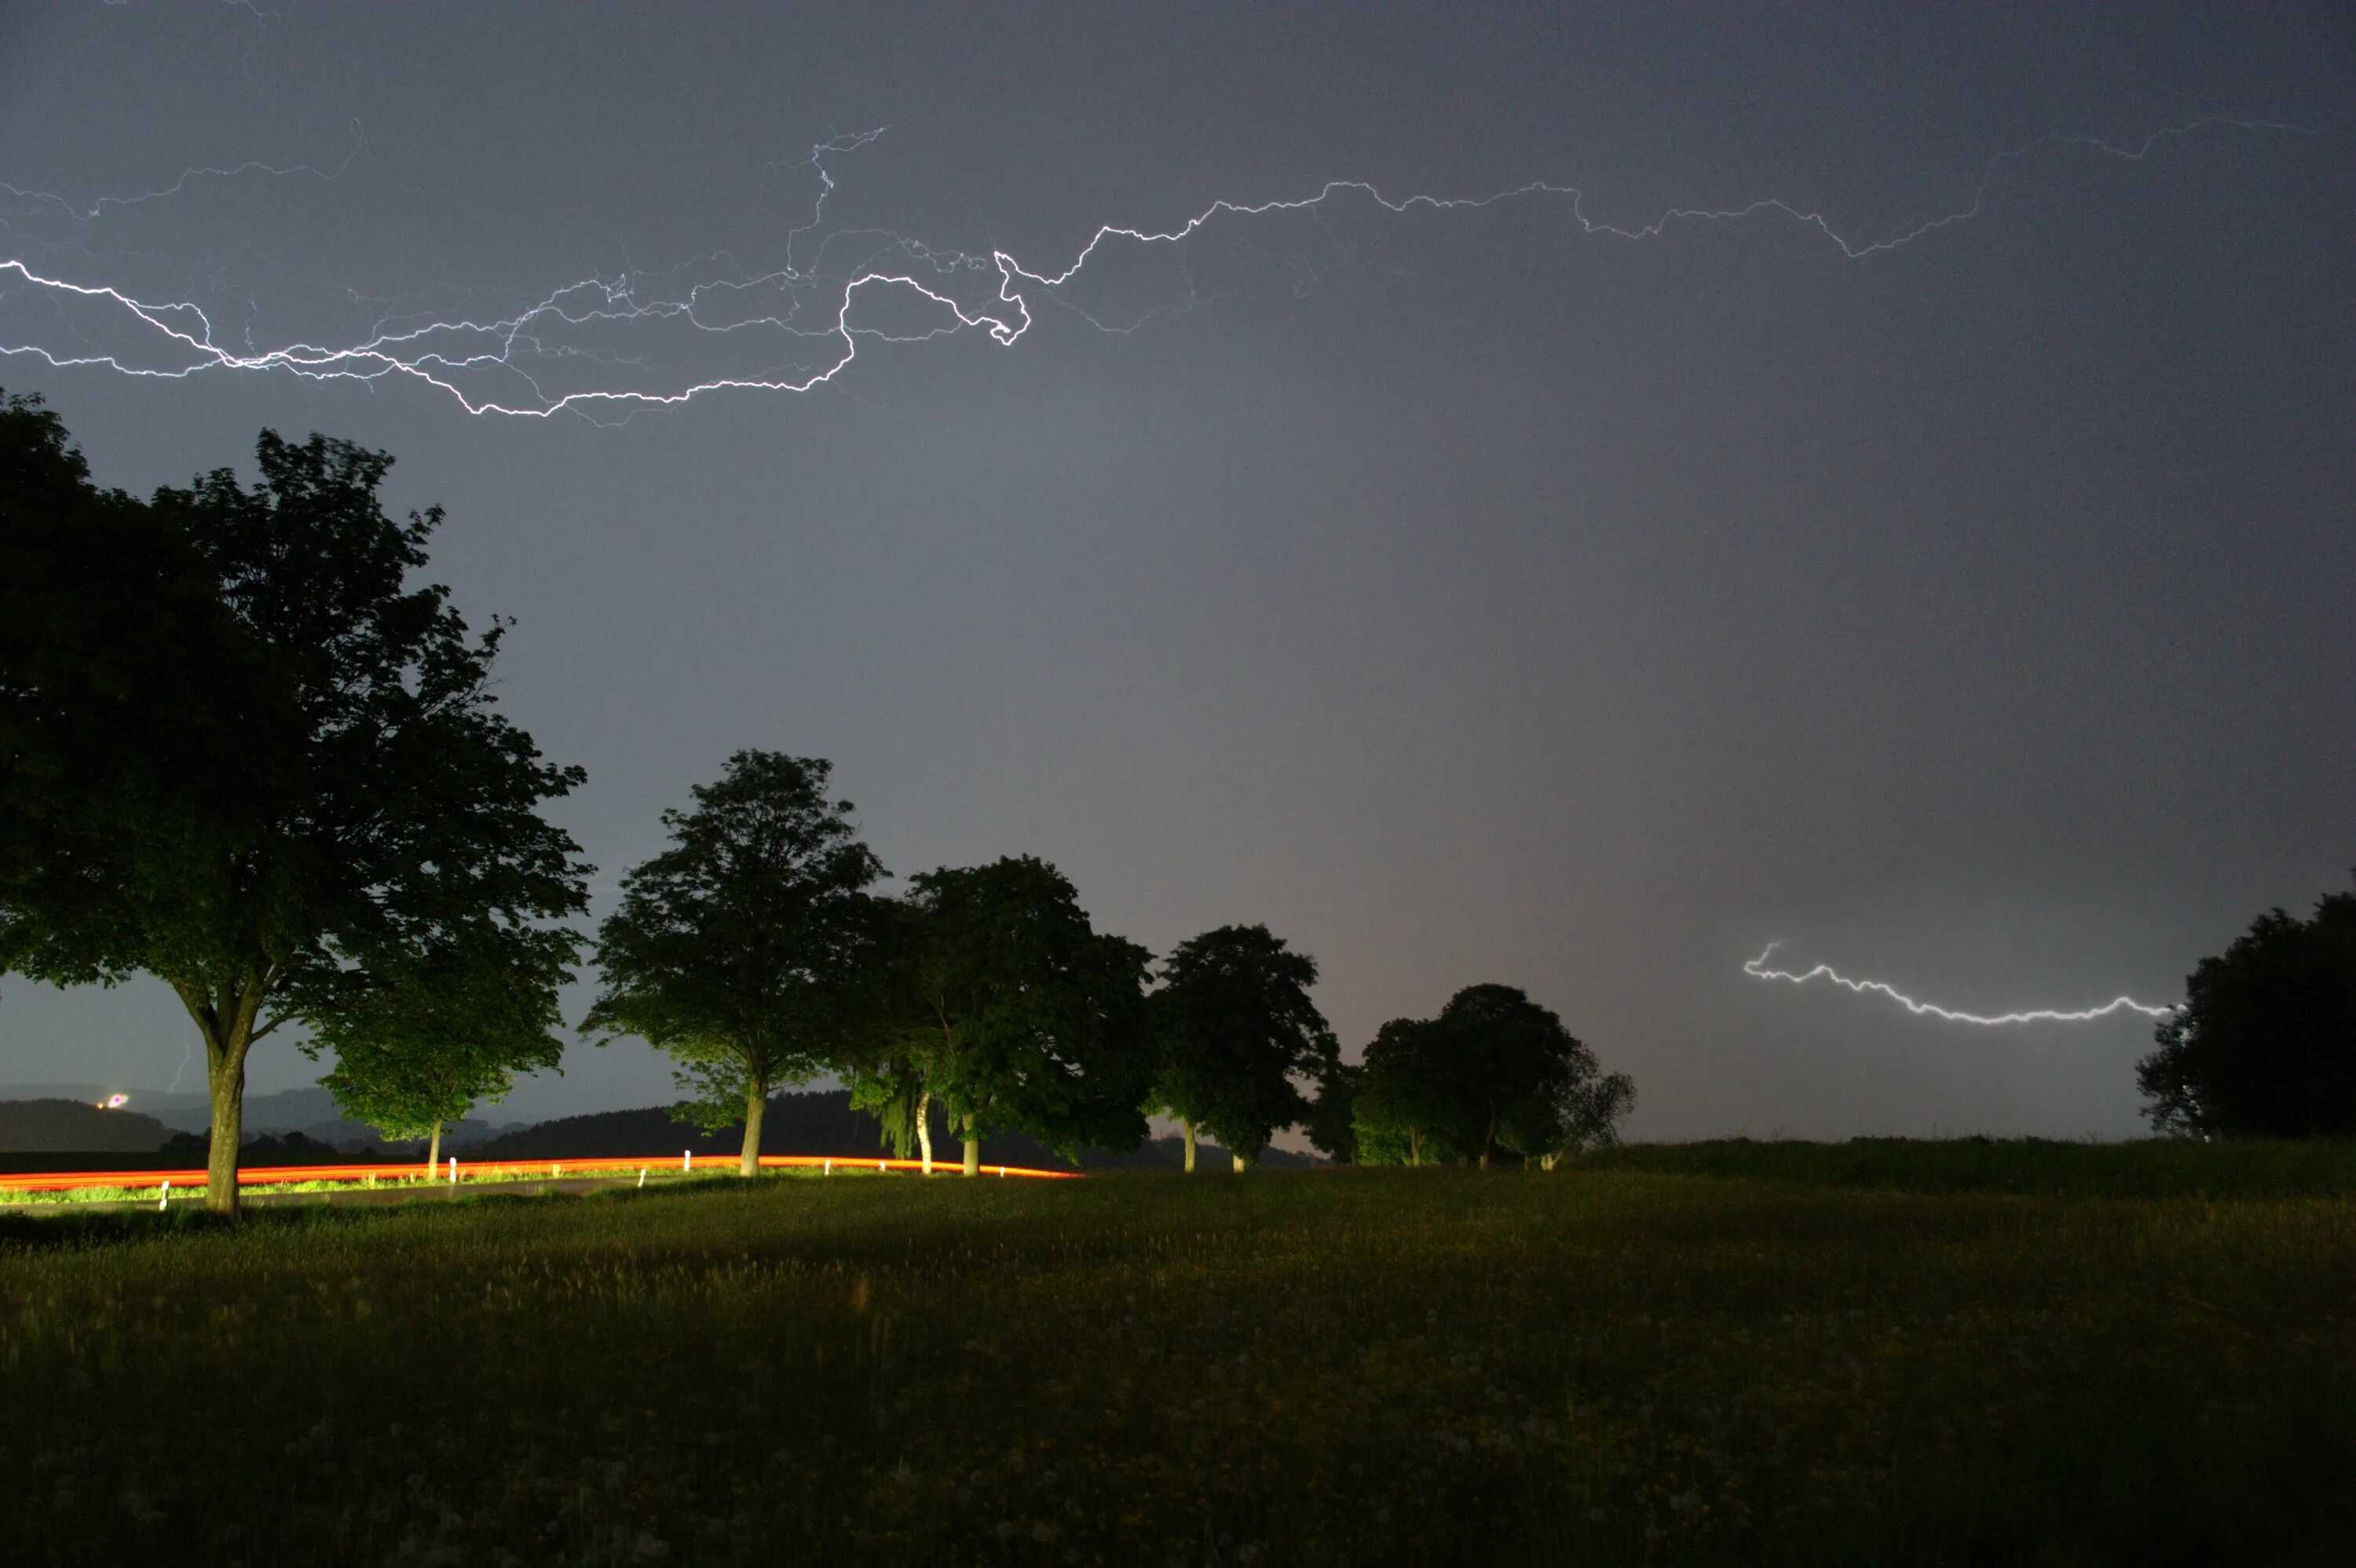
[847,1050,927,1159]
[1352,1016,1467,1164]
[586,752,884,1136]
[0,391,250,988]
[2137,878,2356,1138]
[1353,985,1634,1165]
[304,919,574,1142]
[0,403,589,1209]
[1303,1058,1360,1164]
[891,856,1154,1160]
[1148,924,1335,1165]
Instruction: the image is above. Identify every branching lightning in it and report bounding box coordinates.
[0,120,368,224]
[0,115,2318,421]
[1743,945,2177,1025]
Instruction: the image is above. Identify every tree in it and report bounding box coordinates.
[305,917,574,1168]
[587,751,885,1175]
[1429,984,1588,1168]
[0,393,243,1008]
[1149,924,1335,1171]
[1352,984,1632,1168]
[845,900,947,1171]
[889,857,1154,1174]
[1303,1058,1360,1165]
[1,413,589,1213]
[1497,1056,1635,1170]
[2137,880,2356,1138]
[1352,1017,1469,1166]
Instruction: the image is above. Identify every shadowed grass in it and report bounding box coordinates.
[1562,1135,2356,1199]
[2,1149,2351,1565]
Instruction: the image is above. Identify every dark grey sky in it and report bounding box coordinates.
[2,2,2348,1138]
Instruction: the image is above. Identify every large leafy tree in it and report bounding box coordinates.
[587,751,886,1175]
[889,857,1154,1174]
[1352,1016,1469,1166]
[2137,880,2356,1138]
[1150,924,1335,1171]
[1,408,589,1213]
[1352,985,1630,1167]
[306,918,575,1168]
[1495,1047,1635,1169]
[1433,984,1591,1168]
[0,393,238,996]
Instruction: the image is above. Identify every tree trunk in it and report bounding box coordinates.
[1408,1128,1425,1168]
[203,1040,247,1216]
[1231,1150,1249,1174]
[426,1117,444,1172]
[740,1077,766,1177]
[181,976,266,1218]
[1182,1120,1197,1174]
[916,1091,934,1174]
[962,1114,980,1177]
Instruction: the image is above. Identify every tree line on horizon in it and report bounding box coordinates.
[5,403,2347,1210]
[0,399,1639,1212]
[583,747,1637,1182]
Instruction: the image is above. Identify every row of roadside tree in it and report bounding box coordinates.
[1,400,1633,1212]
[583,748,1634,1181]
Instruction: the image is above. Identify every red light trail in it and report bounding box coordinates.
[0,1153,1077,1197]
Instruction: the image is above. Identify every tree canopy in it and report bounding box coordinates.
[586,751,886,1175]
[0,403,590,1212]
[1149,924,1336,1171]
[307,916,575,1168]
[1352,984,1633,1166]
[888,857,1154,1172]
[1352,1016,1468,1166]
[2138,880,2356,1138]
[1302,1058,1361,1165]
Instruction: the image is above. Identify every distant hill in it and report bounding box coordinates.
[2,1085,516,1152]
[0,1098,176,1154]
[0,1082,1323,1171]
[459,1091,1069,1165]
[459,1091,1323,1171]
[1,1085,351,1135]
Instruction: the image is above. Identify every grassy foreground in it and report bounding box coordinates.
[3,1148,2351,1566]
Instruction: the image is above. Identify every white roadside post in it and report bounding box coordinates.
[448,1156,457,1187]
[824,1158,832,1175]
[157,1179,170,1211]
[637,1168,646,1189]
[682,1149,691,1174]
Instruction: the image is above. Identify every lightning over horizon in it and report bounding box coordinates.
[1743,945,2178,1027]
[0,114,2318,422]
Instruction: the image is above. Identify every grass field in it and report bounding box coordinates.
[4,1143,2351,1565]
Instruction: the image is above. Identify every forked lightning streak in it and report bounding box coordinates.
[1743,945,2176,1026]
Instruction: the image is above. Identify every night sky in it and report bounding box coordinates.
[2,3,2348,1139]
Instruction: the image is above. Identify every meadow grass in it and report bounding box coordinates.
[2,1146,2351,1566]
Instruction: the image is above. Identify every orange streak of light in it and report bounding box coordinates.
[0,1153,1077,1194]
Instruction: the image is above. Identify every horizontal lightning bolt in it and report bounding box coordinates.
[0,120,368,223]
[1743,945,2177,1025]
[0,115,2319,421]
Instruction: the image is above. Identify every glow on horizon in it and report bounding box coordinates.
[1743,944,2177,1026]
